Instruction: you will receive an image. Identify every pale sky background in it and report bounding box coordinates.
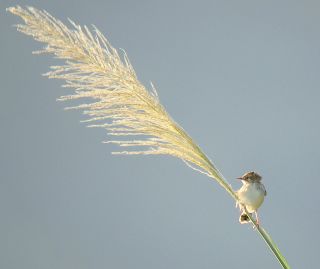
[1,1,320,268]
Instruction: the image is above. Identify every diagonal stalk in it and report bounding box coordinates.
[7,6,291,268]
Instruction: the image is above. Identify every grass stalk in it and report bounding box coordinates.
[7,6,290,268]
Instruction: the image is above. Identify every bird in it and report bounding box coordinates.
[236,171,267,225]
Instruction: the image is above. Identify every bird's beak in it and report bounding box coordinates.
[236,177,243,180]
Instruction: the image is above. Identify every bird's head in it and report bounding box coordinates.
[237,171,262,183]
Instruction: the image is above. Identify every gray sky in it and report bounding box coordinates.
[1,0,320,268]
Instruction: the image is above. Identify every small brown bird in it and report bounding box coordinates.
[236,171,267,225]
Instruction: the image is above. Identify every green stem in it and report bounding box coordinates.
[244,207,291,269]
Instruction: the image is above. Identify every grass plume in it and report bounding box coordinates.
[8,6,290,268]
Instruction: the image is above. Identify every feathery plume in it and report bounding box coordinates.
[7,6,234,194]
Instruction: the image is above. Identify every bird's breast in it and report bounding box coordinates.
[237,183,265,212]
